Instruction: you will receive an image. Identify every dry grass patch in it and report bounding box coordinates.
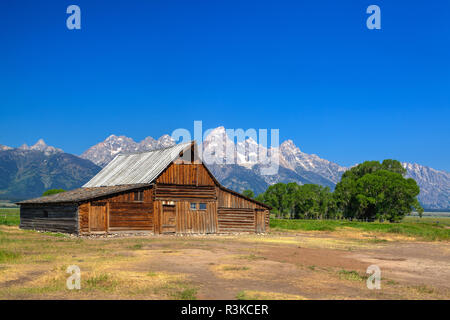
[211,264,253,280]
[0,249,21,263]
[235,254,267,261]
[236,290,307,300]
[337,269,367,282]
[240,234,384,251]
[222,265,250,271]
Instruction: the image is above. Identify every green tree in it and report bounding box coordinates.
[242,189,255,199]
[256,182,336,220]
[381,159,406,175]
[42,189,66,197]
[334,160,423,221]
[294,184,335,219]
[284,182,300,219]
[259,183,288,218]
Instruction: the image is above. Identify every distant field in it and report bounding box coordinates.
[0,201,19,209]
[270,217,450,241]
[0,208,19,226]
[404,215,450,226]
[2,208,449,241]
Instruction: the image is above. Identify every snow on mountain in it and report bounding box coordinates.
[15,139,63,156]
[403,162,450,210]
[202,126,238,166]
[156,134,176,149]
[139,136,157,150]
[0,144,12,151]
[80,134,175,167]
[77,127,450,209]
[201,127,345,183]
[279,140,347,184]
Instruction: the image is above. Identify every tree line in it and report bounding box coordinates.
[243,159,423,222]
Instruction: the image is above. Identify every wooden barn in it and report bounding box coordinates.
[18,142,270,235]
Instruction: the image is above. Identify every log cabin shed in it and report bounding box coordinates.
[18,142,270,235]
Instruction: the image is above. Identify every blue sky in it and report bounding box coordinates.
[1,0,449,170]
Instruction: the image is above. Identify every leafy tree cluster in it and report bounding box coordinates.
[334,159,423,222]
[245,183,335,219]
[243,159,423,222]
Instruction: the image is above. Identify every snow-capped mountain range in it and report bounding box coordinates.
[1,127,448,209]
[80,134,175,167]
[402,163,450,210]
[77,126,450,210]
[17,139,63,156]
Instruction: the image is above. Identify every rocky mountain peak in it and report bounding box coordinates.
[15,139,63,155]
[209,126,226,134]
[204,126,229,142]
[19,144,29,150]
[280,139,301,154]
[80,133,176,167]
[0,144,13,151]
[30,139,48,150]
[140,136,157,145]
[105,134,119,141]
[157,134,175,148]
[77,126,450,209]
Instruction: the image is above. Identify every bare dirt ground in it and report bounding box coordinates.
[0,226,449,299]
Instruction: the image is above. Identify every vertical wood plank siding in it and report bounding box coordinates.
[79,186,154,234]
[174,201,217,234]
[79,203,89,233]
[156,163,215,186]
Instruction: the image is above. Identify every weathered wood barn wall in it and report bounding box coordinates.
[18,142,270,235]
[20,204,79,234]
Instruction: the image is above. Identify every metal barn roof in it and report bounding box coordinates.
[83,142,192,187]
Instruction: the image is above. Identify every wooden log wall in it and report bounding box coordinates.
[264,209,270,232]
[217,188,270,233]
[217,208,256,233]
[217,188,266,210]
[156,163,215,186]
[109,202,153,231]
[155,184,216,201]
[20,204,79,234]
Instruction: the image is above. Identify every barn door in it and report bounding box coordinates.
[161,205,176,234]
[255,210,266,233]
[90,203,107,232]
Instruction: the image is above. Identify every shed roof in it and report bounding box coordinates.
[18,184,151,204]
[83,142,192,187]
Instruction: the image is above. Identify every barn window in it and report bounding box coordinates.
[199,203,207,210]
[134,191,143,202]
[190,203,197,210]
[43,210,49,218]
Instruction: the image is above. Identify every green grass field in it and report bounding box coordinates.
[2,208,449,241]
[404,216,450,226]
[0,208,20,226]
[270,216,450,241]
